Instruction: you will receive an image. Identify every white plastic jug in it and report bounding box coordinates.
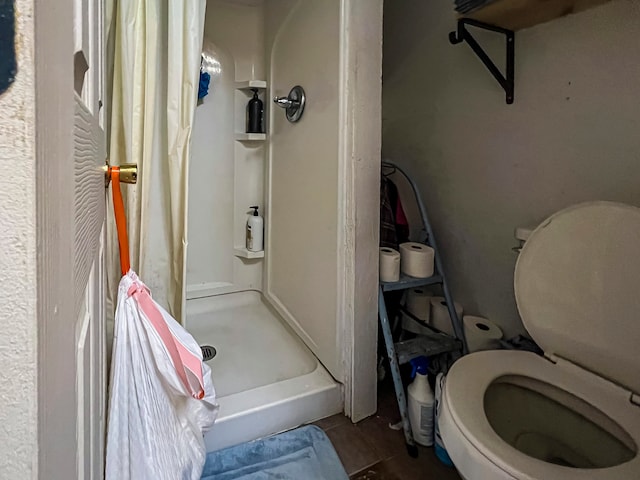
[407,357,434,447]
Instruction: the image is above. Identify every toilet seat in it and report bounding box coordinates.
[514,202,640,398]
[442,350,640,480]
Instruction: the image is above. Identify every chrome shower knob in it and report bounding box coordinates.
[273,85,305,123]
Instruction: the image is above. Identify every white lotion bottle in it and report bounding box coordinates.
[246,206,264,252]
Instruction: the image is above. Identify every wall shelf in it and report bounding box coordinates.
[234,248,264,259]
[461,0,612,31]
[235,80,267,91]
[235,133,266,142]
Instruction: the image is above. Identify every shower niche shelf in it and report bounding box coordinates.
[235,80,267,91]
[235,80,267,141]
[234,247,265,259]
[235,133,266,142]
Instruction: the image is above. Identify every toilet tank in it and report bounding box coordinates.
[513,226,535,253]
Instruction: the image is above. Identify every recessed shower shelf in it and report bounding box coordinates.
[234,248,264,259]
[235,80,267,90]
[235,133,266,142]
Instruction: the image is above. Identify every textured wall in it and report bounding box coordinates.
[383,0,640,337]
[0,0,38,477]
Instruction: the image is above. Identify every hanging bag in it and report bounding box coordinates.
[106,168,218,480]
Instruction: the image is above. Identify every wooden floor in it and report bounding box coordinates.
[314,382,461,480]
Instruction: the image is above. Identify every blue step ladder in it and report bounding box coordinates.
[378,161,468,457]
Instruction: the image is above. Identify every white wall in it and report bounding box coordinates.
[383,0,640,337]
[266,0,345,379]
[264,0,382,420]
[0,0,38,476]
[187,0,266,297]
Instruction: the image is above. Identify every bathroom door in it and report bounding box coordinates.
[38,0,107,477]
[72,1,108,477]
[265,0,344,381]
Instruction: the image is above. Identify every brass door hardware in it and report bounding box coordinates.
[104,162,138,187]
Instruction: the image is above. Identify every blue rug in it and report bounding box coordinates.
[201,425,349,480]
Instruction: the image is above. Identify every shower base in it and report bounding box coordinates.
[186,290,343,452]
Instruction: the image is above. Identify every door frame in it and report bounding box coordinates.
[35,0,78,477]
[338,0,383,422]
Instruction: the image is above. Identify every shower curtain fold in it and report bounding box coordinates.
[106,0,206,326]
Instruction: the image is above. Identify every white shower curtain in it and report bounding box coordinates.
[106,0,206,322]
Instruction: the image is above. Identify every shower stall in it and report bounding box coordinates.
[185,0,383,451]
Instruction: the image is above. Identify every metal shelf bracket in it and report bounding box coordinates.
[449,18,515,104]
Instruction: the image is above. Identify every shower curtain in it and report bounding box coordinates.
[106,0,206,323]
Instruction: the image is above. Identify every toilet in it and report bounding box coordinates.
[439,202,640,480]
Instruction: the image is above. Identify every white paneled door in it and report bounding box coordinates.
[35,0,109,477]
[39,0,109,477]
[73,0,107,478]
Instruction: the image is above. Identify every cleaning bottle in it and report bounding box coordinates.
[246,206,264,252]
[247,89,263,133]
[407,356,434,447]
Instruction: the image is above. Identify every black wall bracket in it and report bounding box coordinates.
[449,19,515,104]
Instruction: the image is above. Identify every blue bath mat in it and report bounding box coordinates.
[201,425,349,480]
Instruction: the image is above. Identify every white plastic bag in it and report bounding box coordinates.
[106,271,219,480]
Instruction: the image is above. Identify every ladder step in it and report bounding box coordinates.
[394,333,461,365]
[381,273,443,292]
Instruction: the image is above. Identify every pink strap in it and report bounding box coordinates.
[128,283,205,400]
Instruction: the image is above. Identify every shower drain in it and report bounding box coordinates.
[200,345,217,361]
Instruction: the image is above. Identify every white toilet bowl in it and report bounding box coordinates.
[439,202,640,480]
[440,351,640,479]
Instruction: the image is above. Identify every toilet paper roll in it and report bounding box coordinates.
[406,288,431,322]
[463,315,503,353]
[401,312,432,335]
[399,242,435,278]
[430,296,463,336]
[379,247,401,282]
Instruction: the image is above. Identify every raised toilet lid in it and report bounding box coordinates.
[515,201,640,396]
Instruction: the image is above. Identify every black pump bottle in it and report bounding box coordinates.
[247,88,264,133]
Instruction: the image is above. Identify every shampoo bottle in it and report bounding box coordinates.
[407,356,435,447]
[246,206,264,252]
[247,89,264,133]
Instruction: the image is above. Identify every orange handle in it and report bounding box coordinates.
[111,167,131,275]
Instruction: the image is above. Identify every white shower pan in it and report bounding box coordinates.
[186,290,342,451]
